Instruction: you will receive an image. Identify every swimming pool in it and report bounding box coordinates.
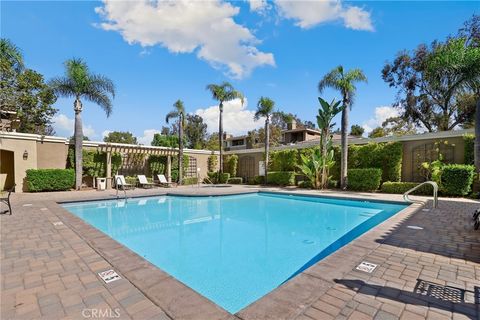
[63,192,407,313]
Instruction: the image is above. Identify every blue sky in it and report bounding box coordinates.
[1,1,477,143]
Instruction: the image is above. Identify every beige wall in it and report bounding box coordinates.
[37,142,69,169]
[0,138,38,192]
[185,152,214,180]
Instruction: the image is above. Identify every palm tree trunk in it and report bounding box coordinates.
[74,98,83,190]
[475,98,480,179]
[340,103,349,190]
[265,117,270,185]
[178,117,184,185]
[219,102,224,174]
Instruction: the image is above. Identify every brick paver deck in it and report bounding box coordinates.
[1,186,479,320]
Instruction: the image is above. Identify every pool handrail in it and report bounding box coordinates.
[403,181,438,209]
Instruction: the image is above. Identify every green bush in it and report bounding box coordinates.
[331,142,402,182]
[463,134,474,165]
[219,172,230,184]
[227,177,243,184]
[224,155,238,177]
[148,155,166,175]
[207,155,218,172]
[381,181,433,195]
[270,149,298,171]
[347,168,382,191]
[248,175,265,185]
[328,179,338,189]
[441,164,475,196]
[125,176,137,185]
[26,169,75,192]
[183,177,198,185]
[267,171,296,186]
[298,180,313,188]
[68,148,122,177]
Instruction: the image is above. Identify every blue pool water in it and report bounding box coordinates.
[63,192,406,313]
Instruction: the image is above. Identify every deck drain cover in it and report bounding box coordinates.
[415,279,465,303]
[356,261,377,273]
[52,221,63,226]
[98,270,121,283]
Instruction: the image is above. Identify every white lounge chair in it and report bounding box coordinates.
[114,175,135,190]
[156,174,174,187]
[137,175,155,188]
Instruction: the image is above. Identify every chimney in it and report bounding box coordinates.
[287,120,297,130]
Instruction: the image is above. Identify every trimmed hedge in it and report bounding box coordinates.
[248,175,265,185]
[207,155,218,172]
[26,169,75,192]
[270,149,298,171]
[207,172,230,184]
[381,181,433,195]
[347,168,382,191]
[219,173,230,184]
[183,177,199,185]
[267,171,296,186]
[441,164,475,196]
[224,155,238,177]
[227,177,243,184]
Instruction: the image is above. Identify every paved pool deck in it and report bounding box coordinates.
[1,185,479,320]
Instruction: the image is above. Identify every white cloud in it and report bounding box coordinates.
[137,129,161,145]
[52,114,96,138]
[102,130,112,138]
[275,0,373,31]
[195,98,264,135]
[95,0,275,79]
[249,0,269,13]
[362,106,399,133]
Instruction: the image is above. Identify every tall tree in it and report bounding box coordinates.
[166,100,186,184]
[151,134,180,147]
[206,82,243,173]
[1,39,57,134]
[318,66,367,190]
[368,127,387,138]
[49,59,115,190]
[184,114,207,149]
[103,131,137,144]
[350,124,364,137]
[254,97,275,183]
[205,132,220,151]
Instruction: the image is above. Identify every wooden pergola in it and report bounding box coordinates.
[96,143,179,189]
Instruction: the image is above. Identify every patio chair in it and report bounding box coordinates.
[156,174,174,188]
[1,184,15,215]
[137,175,155,188]
[114,175,135,190]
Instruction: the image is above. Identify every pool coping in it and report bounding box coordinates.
[48,189,425,320]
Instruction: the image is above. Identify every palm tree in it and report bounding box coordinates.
[0,38,24,72]
[166,100,186,185]
[49,59,115,190]
[318,66,367,190]
[254,97,275,184]
[206,82,244,173]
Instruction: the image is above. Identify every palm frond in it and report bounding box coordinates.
[318,65,343,93]
[0,38,24,72]
[255,97,275,120]
[84,88,113,117]
[165,111,179,123]
[48,77,77,98]
[90,74,116,98]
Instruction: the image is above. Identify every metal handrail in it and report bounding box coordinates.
[403,181,438,209]
[115,176,127,201]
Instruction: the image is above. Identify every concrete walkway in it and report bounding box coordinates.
[1,186,479,320]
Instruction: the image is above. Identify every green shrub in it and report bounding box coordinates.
[219,172,230,184]
[68,148,122,177]
[328,179,338,189]
[298,180,313,188]
[207,171,218,184]
[227,177,243,184]
[331,142,402,182]
[148,155,166,175]
[270,149,298,171]
[183,177,198,185]
[207,155,218,172]
[267,171,296,186]
[224,155,238,177]
[381,181,433,195]
[441,164,475,196]
[463,134,474,165]
[125,176,137,185]
[347,168,382,191]
[26,169,75,192]
[248,175,265,185]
